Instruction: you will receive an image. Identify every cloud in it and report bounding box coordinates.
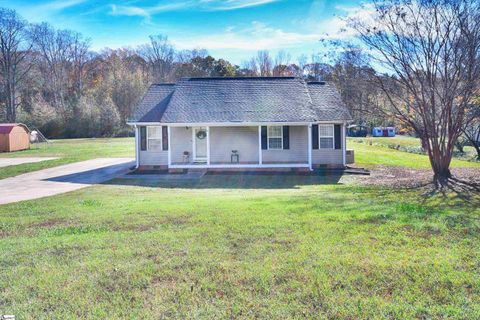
[107,0,280,19]
[298,3,377,40]
[109,2,193,19]
[11,0,88,22]
[170,4,377,53]
[202,0,280,11]
[37,0,87,11]
[172,21,321,51]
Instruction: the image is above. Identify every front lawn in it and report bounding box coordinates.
[0,138,134,179]
[0,175,479,319]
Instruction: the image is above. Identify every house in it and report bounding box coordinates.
[128,77,352,171]
[0,123,30,152]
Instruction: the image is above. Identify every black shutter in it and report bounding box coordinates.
[261,126,267,150]
[312,125,319,149]
[282,126,289,150]
[140,126,147,151]
[162,126,168,151]
[334,124,342,149]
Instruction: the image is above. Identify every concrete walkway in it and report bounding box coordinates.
[0,158,134,205]
[0,157,58,168]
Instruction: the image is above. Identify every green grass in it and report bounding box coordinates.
[1,137,479,318]
[0,138,134,179]
[349,137,480,169]
[0,177,479,319]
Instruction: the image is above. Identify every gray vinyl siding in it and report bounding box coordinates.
[171,126,193,163]
[139,149,168,165]
[210,126,259,163]
[138,126,168,166]
[312,124,344,165]
[262,126,308,163]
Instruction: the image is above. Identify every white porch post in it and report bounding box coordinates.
[134,125,140,169]
[342,122,347,167]
[308,124,312,170]
[167,126,171,167]
[206,126,211,165]
[258,126,263,165]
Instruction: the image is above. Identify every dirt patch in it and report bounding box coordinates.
[160,215,190,226]
[343,166,480,189]
[31,218,70,228]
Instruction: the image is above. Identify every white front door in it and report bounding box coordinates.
[193,127,207,162]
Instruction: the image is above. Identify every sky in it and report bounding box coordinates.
[0,0,364,64]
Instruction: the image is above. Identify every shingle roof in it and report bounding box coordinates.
[131,84,174,123]
[130,77,351,123]
[306,82,352,121]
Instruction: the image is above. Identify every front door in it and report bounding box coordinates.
[193,127,207,162]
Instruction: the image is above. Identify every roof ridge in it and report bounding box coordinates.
[151,83,176,86]
[181,76,299,81]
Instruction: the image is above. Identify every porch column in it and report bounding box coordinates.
[308,124,312,170]
[342,122,346,167]
[206,126,211,165]
[135,125,140,169]
[167,126,171,167]
[258,126,263,165]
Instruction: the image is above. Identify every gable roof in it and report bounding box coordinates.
[0,123,30,134]
[130,77,351,124]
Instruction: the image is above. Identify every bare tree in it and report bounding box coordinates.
[241,58,259,76]
[30,23,90,120]
[256,50,273,76]
[273,50,291,76]
[0,8,32,122]
[139,35,175,82]
[350,0,480,184]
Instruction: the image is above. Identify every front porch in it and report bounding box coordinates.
[168,125,313,169]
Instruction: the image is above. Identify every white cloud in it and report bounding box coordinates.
[170,4,377,53]
[37,0,87,11]
[10,0,88,22]
[107,0,280,19]
[298,3,377,40]
[172,21,321,51]
[203,0,280,11]
[109,2,194,19]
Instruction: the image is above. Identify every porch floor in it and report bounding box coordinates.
[171,161,309,166]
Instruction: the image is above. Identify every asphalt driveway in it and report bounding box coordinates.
[0,158,134,205]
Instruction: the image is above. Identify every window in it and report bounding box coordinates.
[147,126,162,151]
[319,125,334,149]
[268,126,283,150]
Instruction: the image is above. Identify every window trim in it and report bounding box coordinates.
[147,126,163,151]
[318,124,335,149]
[267,125,283,150]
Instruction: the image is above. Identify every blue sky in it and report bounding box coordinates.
[1,0,364,64]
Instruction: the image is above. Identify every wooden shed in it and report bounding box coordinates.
[0,123,30,152]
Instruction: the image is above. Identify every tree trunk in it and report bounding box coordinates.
[473,144,480,160]
[426,142,453,186]
[432,166,452,186]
